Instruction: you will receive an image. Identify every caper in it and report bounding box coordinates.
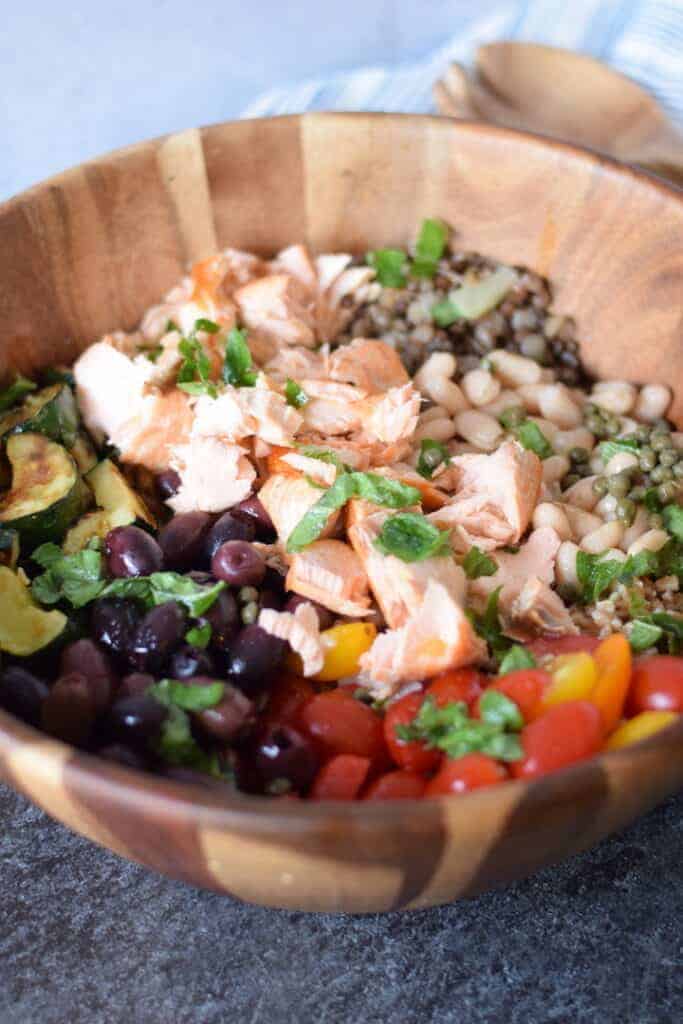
[639,448,657,471]
[651,433,672,452]
[605,416,621,437]
[648,513,663,529]
[616,498,636,526]
[422,447,444,469]
[607,473,630,498]
[570,446,589,464]
[659,449,677,467]
[651,465,673,484]
[592,476,609,497]
[239,585,259,604]
[628,485,646,503]
[634,425,650,443]
[584,403,599,417]
[657,481,680,504]
[673,461,683,479]
[585,414,604,436]
[241,600,259,625]
[652,419,671,434]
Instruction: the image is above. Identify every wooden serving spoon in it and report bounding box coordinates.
[434,42,683,188]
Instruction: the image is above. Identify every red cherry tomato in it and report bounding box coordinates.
[363,770,426,800]
[309,754,371,800]
[262,674,315,730]
[511,700,604,780]
[425,667,484,708]
[528,635,601,659]
[628,655,683,714]
[424,753,507,797]
[383,692,441,774]
[474,669,550,722]
[299,692,387,763]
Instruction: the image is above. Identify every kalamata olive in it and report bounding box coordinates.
[129,602,186,672]
[106,694,167,746]
[60,639,117,711]
[225,625,286,695]
[204,512,255,563]
[0,666,49,726]
[157,468,181,500]
[167,644,215,680]
[284,595,335,631]
[231,496,275,538]
[119,672,155,698]
[158,512,213,570]
[105,525,164,578]
[42,673,97,746]
[98,743,149,771]
[194,682,255,741]
[212,541,265,587]
[258,589,285,612]
[205,590,239,646]
[253,724,319,792]
[91,598,140,657]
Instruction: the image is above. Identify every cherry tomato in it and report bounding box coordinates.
[383,692,440,774]
[261,674,315,730]
[511,700,604,780]
[424,753,507,797]
[363,770,426,800]
[628,655,683,714]
[426,667,484,708]
[528,635,601,659]
[299,692,388,763]
[474,669,550,722]
[309,754,371,800]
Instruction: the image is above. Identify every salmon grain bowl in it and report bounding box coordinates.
[1,218,682,804]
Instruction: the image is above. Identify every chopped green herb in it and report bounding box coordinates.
[176,319,220,397]
[514,420,553,460]
[650,612,683,653]
[148,678,224,712]
[462,545,497,581]
[431,298,461,327]
[466,587,513,662]
[643,488,663,513]
[194,318,220,335]
[223,327,257,388]
[285,378,308,408]
[627,587,648,617]
[479,689,524,730]
[366,248,408,288]
[0,375,36,413]
[410,218,448,278]
[417,438,451,480]
[297,446,347,473]
[599,438,640,463]
[629,620,664,652]
[352,472,421,508]
[185,622,212,649]
[165,319,180,333]
[498,645,536,675]
[145,346,163,363]
[440,267,517,321]
[576,548,661,604]
[395,694,522,762]
[149,698,230,777]
[663,504,683,542]
[102,573,225,617]
[373,512,451,562]
[41,367,75,389]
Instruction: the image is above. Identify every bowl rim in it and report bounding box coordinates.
[1,111,682,828]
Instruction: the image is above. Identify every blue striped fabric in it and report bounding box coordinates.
[242,0,683,127]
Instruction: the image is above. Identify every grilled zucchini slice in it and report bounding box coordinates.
[0,566,67,655]
[0,434,90,548]
[69,432,98,475]
[0,526,19,568]
[0,383,79,448]
[63,459,156,553]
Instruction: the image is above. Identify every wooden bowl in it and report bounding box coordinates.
[1,114,682,913]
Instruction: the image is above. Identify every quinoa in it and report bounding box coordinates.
[570,578,683,637]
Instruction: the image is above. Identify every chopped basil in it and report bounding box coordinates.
[366,248,408,288]
[149,699,231,777]
[145,346,163,363]
[222,327,257,388]
[411,219,448,278]
[395,694,522,762]
[599,438,640,463]
[466,587,513,662]
[663,504,683,543]
[479,689,524,730]
[629,620,664,652]
[297,446,347,473]
[352,472,421,508]
[194,318,220,335]
[185,622,212,649]
[165,319,180,333]
[498,645,537,675]
[285,378,308,408]
[0,375,36,413]
[514,420,553,460]
[416,438,451,479]
[431,298,461,328]
[462,545,497,580]
[102,573,226,617]
[148,678,224,712]
[576,548,661,604]
[176,319,219,397]
[373,512,451,562]
[643,488,663,513]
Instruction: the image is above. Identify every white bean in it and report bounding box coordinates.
[454,410,503,452]
[537,384,582,429]
[635,384,671,423]
[563,505,603,540]
[589,453,605,475]
[529,417,560,444]
[595,494,618,521]
[448,441,478,456]
[419,405,450,424]
[414,417,457,443]
[555,541,580,588]
[603,547,627,564]
[542,454,570,484]
[591,380,637,416]
[604,452,640,475]
[461,369,501,407]
[621,506,649,551]
[581,521,624,554]
[532,502,573,541]
[516,383,543,413]
[480,390,521,418]
[488,349,543,386]
[423,376,469,416]
[562,476,599,511]
[413,353,457,388]
[627,529,670,557]
[553,427,596,455]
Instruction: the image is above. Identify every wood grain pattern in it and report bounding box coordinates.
[0,114,682,912]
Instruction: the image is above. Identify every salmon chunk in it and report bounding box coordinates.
[468,526,562,609]
[258,474,340,548]
[167,437,255,513]
[361,384,420,446]
[234,274,316,360]
[360,581,487,698]
[286,540,371,617]
[328,338,409,394]
[192,385,303,447]
[505,578,579,641]
[258,602,324,676]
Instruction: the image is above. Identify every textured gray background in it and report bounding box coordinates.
[1,784,681,1023]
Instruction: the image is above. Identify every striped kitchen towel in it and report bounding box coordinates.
[242,0,683,127]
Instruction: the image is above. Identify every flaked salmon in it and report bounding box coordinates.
[328,338,409,394]
[258,474,340,549]
[505,578,578,641]
[234,274,316,361]
[285,539,371,617]
[168,437,255,513]
[258,602,324,676]
[468,526,562,610]
[192,384,303,447]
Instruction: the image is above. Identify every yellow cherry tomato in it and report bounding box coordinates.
[314,622,377,682]
[539,652,597,713]
[592,634,632,735]
[606,710,679,750]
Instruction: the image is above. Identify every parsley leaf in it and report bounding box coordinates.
[629,619,664,652]
[600,438,640,463]
[467,588,513,662]
[366,248,408,288]
[0,375,36,413]
[462,545,497,580]
[411,218,448,278]
[185,623,212,649]
[285,378,308,408]
[416,438,451,480]
[373,512,451,562]
[102,573,225,617]
[395,695,522,762]
[663,504,683,542]
[223,327,257,387]
[576,549,661,604]
[297,446,347,473]
[31,544,105,608]
[176,318,220,398]
[352,472,421,508]
[498,645,536,674]
[513,420,553,460]
[479,689,524,730]
[431,298,461,328]
[148,678,224,712]
[643,488,663,514]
